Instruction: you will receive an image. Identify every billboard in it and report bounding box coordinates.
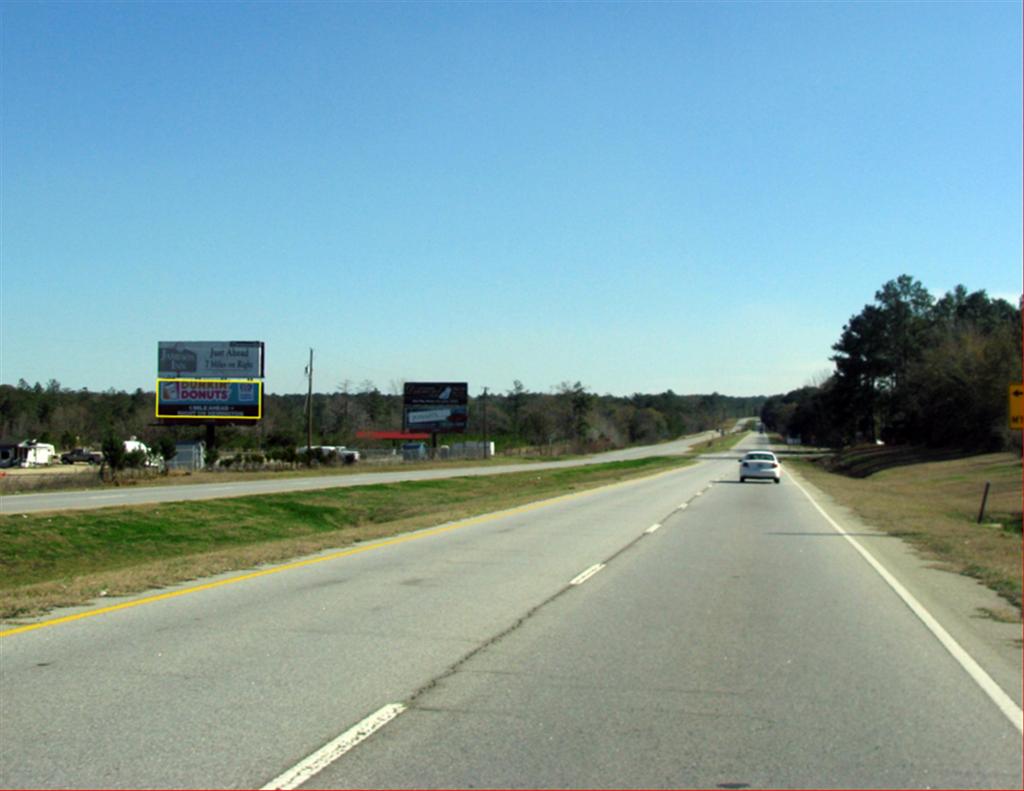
[403,382,468,433]
[156,378,263,421]
[158,341,264,379]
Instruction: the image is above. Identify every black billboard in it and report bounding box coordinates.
[403,382,469,433]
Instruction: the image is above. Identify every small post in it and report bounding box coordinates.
[977,481,991,524]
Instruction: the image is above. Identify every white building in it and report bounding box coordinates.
[167,441,206,472]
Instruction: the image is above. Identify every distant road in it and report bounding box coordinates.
[0,429,734,515]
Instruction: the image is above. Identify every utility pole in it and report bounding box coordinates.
[338,379,352,438]
[305,348,313,463]
[482,386,489,459]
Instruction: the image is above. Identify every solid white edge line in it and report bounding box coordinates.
[261,703,406,790]
[645,523,662,534]
[570,563,606,586]
[788,474,1024,734]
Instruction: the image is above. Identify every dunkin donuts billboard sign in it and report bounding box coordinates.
[156,379,263,420]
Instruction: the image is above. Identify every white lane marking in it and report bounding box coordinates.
[261,703,406,790]
[644,523,662,534]
[678,503,688,510]
[570,564,606,586]
[789,474,1024,734]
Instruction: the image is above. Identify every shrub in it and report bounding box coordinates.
[125,449,148,469]
[101,435,127,479]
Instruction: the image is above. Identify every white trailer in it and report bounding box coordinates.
[18,440,56,467]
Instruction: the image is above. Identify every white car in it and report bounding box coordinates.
[739,450,781,483]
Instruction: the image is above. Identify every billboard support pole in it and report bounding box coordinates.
[482,387,489,458]
[206,423,215,453]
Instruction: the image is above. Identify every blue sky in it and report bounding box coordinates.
[3,1,1020,398]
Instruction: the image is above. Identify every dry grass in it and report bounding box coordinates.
[792,451,1022,611]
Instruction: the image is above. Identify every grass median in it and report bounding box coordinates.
[0,454,702,621]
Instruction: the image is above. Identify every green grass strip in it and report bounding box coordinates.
[1,455,695,592]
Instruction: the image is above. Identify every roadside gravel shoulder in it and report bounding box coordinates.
[785,463,1023,711]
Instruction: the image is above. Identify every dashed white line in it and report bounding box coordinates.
[261,703,406,790]
[644,523,662,534]
[678,503,688,510]
[569,564,606,586]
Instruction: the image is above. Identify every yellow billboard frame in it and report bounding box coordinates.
[156,378,263,421]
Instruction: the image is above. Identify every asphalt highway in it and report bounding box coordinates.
[0,435,1020,788]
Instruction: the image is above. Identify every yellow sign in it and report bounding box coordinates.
[1010,384,1024,430]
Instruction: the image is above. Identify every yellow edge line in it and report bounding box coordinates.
[0,461,696,638]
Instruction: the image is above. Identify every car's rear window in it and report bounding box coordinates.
[746,453,775,461]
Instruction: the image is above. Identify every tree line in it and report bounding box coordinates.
[761,275,1022,451]
[0,378,764,455]
[8,276,1015,458]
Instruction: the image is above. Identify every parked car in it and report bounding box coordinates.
[336,447,360,464]
[296,446,360,464]
[61,447,104,465]
[739,450,782,483]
